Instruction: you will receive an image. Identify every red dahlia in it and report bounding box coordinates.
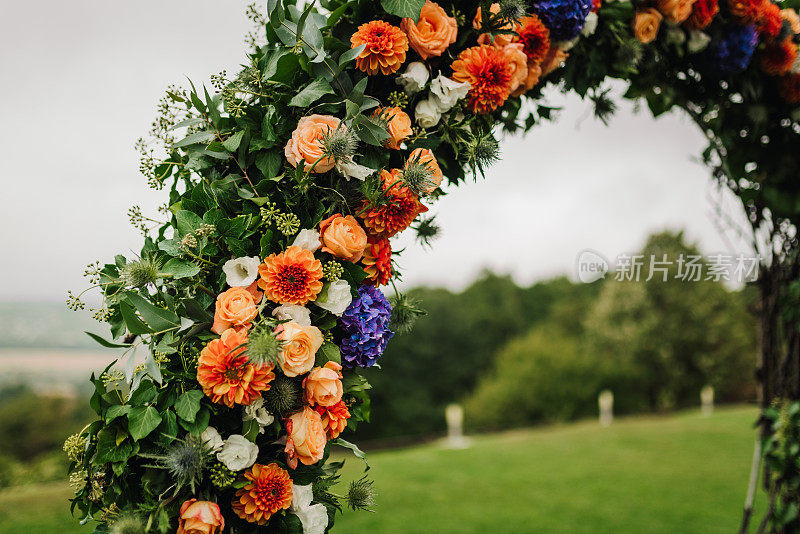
[359,169,428,239]
[517,15,551,65]
[362,237,392,286]
[760,40,798,75]
[686,0,719,29]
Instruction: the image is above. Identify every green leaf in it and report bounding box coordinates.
[95,427,133,463]
[223,130,245,152]
[381,0,425,21]
[129,381,158,405]
[332,438,369,468]
[176,210,204,237]
[162,258,201,279]
[168,117,205,131]
[105,404,130,423]
[316,342,341,366]
[171,130,216,149]
[125,293,180,332]
[353,114,390,146]
[255,149,282,179]
[127,406,162,441]
[289,78,335,107]
[120,302,152,335]
[174,390,205,423]
[85,331,131,349]
[339,44,366,66]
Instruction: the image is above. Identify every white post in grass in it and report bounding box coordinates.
[701,385,714,417]
[598,390,614,427]
[445,403,469,449]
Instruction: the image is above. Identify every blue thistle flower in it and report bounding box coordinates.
[340,285,394,368]
[531,0,593,42]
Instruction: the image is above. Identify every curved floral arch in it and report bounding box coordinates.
[67,0,800,532]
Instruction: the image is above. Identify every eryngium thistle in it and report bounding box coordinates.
[464,133,500,176]
[498,0,527,22]
[246,324,284,366]
[413,215,440,248]
[109,514,147,534]
[141,434,212,493]
[346,476,376,512]
[389,292,426,334]
[120,255,162,288]
[321,125,359,163]
[401,155,437,197]
[262,375,302,415]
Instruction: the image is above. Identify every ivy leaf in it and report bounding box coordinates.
[381,0,425,21]
[127,406,162,441]
[289,78,335,107]
[316,342,342,366]
[174,390,205,423]
[176,210,204,237]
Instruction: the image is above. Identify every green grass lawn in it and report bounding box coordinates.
[0,406,762,533]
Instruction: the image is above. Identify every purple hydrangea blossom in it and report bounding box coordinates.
[339,285,394,368]
[531,0,593,42]
[709,25,758,73]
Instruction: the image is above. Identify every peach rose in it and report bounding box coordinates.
[512,61,542,97]
[284,114,342,173]
[284,407,327,469]
[406,148,443,194]
[474,3,518,47]
[401,1,458,60]
[211,285,260,335]
[655,0,696,23]
[275,321,323,377]
[374,106,412,149]
[318,213,367,262]
[541,46,569,77]
[782,9,800,34]
[503,43,529,95]
[633,8,663,44]
[177,499,224,534]
[303,361,344,407]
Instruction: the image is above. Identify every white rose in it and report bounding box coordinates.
[217,434,258,472]
[429,76,470,112]
[293,503,329,534]
[243,397,275,433]
[313,279,352,316]
[396,61,429,95]
[292,229,321,251]
[222,256,261,287]
[335,160,375,181]
[291,484,314,511]
[415,98,442,128]
[200,426,224,452]
[665,26,686,47]
[556,38,580,52]
[581,12,598,37]
[687,31,711,54]
[272,304,312,326]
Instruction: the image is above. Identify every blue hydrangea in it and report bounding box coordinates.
[339,285,394,368]
[708,25,758,73]
[531,0,593,42]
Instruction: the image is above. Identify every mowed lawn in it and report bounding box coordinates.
[0,406,761,533]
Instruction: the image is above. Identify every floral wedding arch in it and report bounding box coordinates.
[65,0,800,532]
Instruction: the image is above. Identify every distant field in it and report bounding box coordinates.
[0,406,761,533]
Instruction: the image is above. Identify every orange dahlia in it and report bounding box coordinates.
[232,463,293,525]
[315,400,351,439]
[358,169,429,239]
[760,40,798,75]
[451,45,514,114]
[685,0,718,29]
[778,73,800,104]
[362,237,392,286]
[350,20,408,75]
[258,246,324,305]
[197,328,275,408]
[517,15,551,65]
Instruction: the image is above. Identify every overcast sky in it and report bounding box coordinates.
[0,0,754,303]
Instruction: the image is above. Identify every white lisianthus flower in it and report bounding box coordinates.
[687,31,711,54]
[217,434,258,472]
[290,484,314,511]
[665,25,686,47]
[396,61,429,95]
[222,256,261,287]
[581,12,598,37]
[335,160,375,181]
[429,75,470,112]
[314,279,352,316]
[415,98,442,128]
[556,38,580,52]
[292,229,321,251]
[293,503,329,534]
[200,426,224,452]
[242,397,275,433]
[272,304,312,326]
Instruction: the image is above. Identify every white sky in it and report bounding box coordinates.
[0,0,753,302]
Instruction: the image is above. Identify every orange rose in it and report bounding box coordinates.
[284,114,342,173]
[275,321,323,377]
[303,361,343,407]
[318,214,368,262]
[503,43,529,95]
[512,61,542,97]
[284,407,327,469]
[406,148,443,194]
[374,106,412,149]
[177,499,224,534]
[633,8,663,44]
[401,1,458,60]
[656,0,696,22]
[211,286,259,335]
[474,3,518,47]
